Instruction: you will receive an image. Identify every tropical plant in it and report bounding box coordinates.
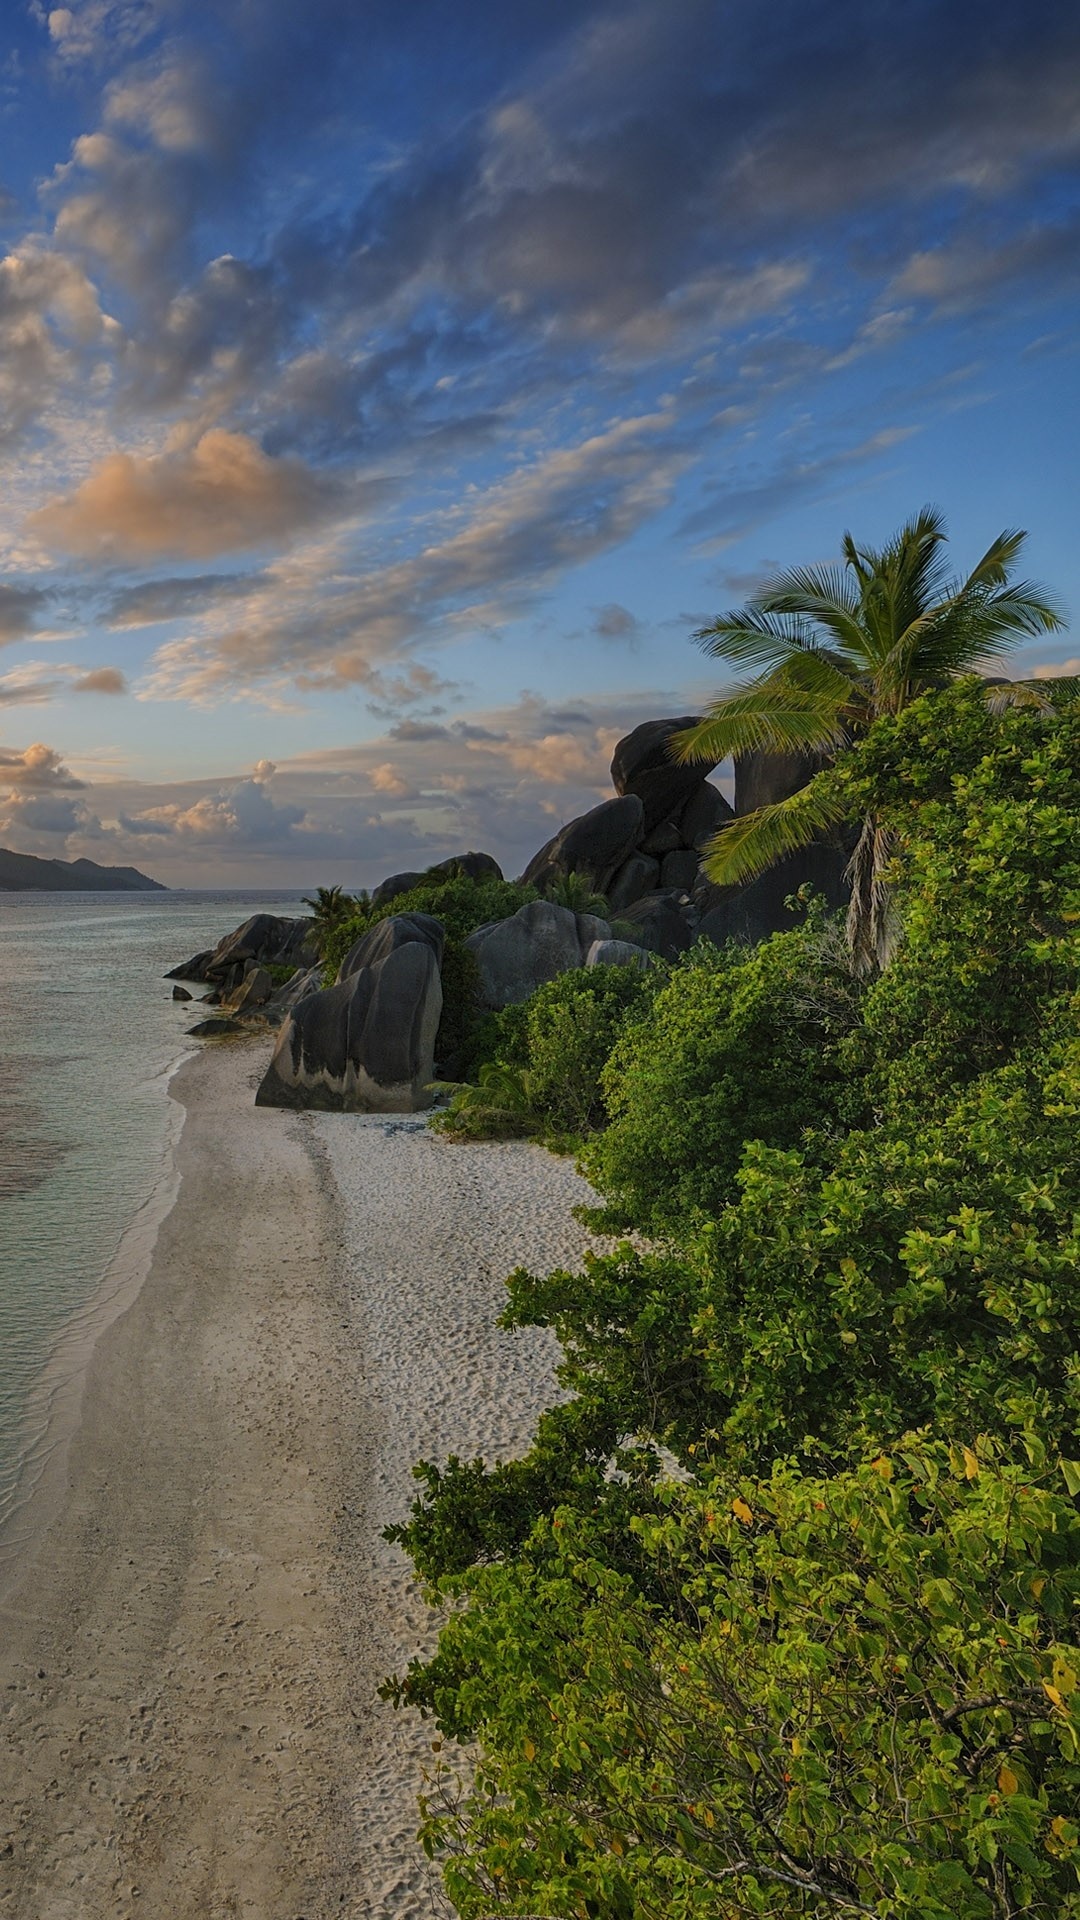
[430,1060,540,1139]
[676,507,1067,971]
[301,882,366,955]
[546,870,612,917]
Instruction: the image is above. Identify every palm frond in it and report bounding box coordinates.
[989,675,1080,712]
[673,681,848,767]
[693,607,821,669]
[956,527,1028,594]
[699,780,849,887]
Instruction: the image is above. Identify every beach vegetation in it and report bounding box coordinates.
[301,882,368,954]
[545,869,613,916]
[434,961,662,1147]
[392,1443,1080,1920]
[385,680,1080,1917]
[676,507,1069,972]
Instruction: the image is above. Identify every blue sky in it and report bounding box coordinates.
[0,0,1078,884]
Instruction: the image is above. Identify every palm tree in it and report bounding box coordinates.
[675,506,1069,972]
[301,883,365,955]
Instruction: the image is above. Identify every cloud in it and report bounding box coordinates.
[0,741,85,791]
[0,584,48,644]
[886,217,1080,311]
[1030,657,1080,679]
[104,55,222,155]
[29,429,344,562]
[104,572,256,627]
[38,0,163,67]
[591,601,641,644]
[0,661,128,705]
[72,666,127,692]
[0,242,114,441]
[369,762,420,799]
[119,758,306,847]
[141,409,687,701]
[681,426,921,550]
[0,739,98,846]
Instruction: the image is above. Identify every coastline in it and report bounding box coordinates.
[0,1044,193,1584]
[0,1036,597,1918]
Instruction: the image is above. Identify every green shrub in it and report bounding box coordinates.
[520,963,661,1138]
[581,925,861,1235]
[394,1441,1080,1920]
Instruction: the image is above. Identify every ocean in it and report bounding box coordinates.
[0,889,310,1561]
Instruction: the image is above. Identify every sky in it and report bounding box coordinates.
[0,0,1078,887]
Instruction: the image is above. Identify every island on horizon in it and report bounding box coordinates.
[0,847,166,892]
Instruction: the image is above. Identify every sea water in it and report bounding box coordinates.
[0,889,310,1553]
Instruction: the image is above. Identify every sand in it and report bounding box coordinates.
[0,1041,597,1920]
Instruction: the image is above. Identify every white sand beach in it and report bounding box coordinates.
[0,1041,596,1920]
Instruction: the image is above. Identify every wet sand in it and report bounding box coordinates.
[0,1042,595,1919]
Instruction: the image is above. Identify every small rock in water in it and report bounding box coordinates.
[172,985,193,1001]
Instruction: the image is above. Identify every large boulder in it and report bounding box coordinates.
[660,850,700,894]
[465,900,610,1009]
[696,842,850,946]
[336,911,445,982]
[165,947,214,982]
[610,716,712,833]
[256,931,443,1112]
[371,870,426,910]
[679,781,735,849]
[520,795,644,895]
[733,748,822,815]
[616,891,695,960]
[607,852,661,912]
[264,963,324,1024]
[167,914,317,985]
[585,938,658,971]
[221,965,273,1014]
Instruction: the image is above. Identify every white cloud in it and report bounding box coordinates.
[29,429,342,562]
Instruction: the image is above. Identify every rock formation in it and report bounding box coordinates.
[255,914,443,1112]
[466,900,610,1009]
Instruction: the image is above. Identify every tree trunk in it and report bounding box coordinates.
[844,812,897,976]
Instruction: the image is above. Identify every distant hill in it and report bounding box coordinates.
[0,848,166,892]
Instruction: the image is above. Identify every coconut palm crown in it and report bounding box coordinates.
[675,506,1070,972]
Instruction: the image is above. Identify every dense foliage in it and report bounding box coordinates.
[435,962,662,1145]
[580,924,861,1236]
[394,1444,1080,1920]
[386,683,1080,1918]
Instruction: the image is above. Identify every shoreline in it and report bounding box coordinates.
[0,1036,597,1918]
[0,1045,194,1591]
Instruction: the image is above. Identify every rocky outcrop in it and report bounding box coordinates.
[615,891,695,960]
[733,747,822,814]
[221,965,273,1014]
[466,900,612,1008]
[521,796,644,896]
[255,914,443,1112]
[610,715,709,833]
[371,851,503,909]
[166,913,317,986]
[695,841,850,947]
[679,781,734,849]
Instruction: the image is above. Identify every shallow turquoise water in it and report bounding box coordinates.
[0,890,309,1541]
